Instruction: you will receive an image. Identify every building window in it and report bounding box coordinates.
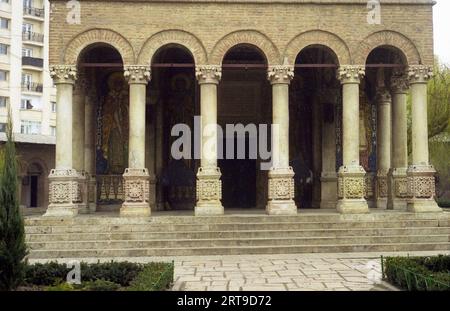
[50,126,56,137]
[51,101,56,112]
[0,96,6,108]
[21,73,32,85]
[23,0,32,8]
[22,23,33,34]
[0,18,9,29]
[0,70,8,81]
[20,98,34,110]
[21,120,41,135]
[1,0,10,3]
[0,43,8,55]
[22,48,33,57]
[0,123,6,133]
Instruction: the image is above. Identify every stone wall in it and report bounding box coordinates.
[48,0,434,66]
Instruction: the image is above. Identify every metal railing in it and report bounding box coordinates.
[23,6,45,18]
[21,82,43,93]
[22,31,44,43]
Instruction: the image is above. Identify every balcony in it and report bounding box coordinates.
[22,31,44,44]
[22,56,43,68]
[23,6,45,19]
[22,82,43,93]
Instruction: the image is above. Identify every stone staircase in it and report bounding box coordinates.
[25,211,450,259]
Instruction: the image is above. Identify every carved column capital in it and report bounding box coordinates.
[375,88,392,105]
[195,65,222,84]
[408,65,433,84]
[50,65,77,85]
[390,71,410,94]
[267,65,294,85]
[124,65,151,84]
[337,65,365,84]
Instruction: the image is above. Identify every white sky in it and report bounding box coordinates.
[434,0,450,65]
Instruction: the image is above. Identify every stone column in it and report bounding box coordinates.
[406,65,441,213]
[84,87,97,213]
[388,71,409,210]
[155,101,164,210]
[194,65,224,216]
[375,88,391,209]
[336,65,369,214]
[44,65,81,217]
[120,65,151,217]
[311,97,322,208]
[266,65,297,215]
[73,73,88,213]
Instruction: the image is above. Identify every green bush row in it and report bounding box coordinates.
[24,261,174,291]
[383,256,450,291]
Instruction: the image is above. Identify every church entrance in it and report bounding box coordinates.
[218,44,271,209]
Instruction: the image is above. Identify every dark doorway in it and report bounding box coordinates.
[219,136,257,208]
[30,175,38,208]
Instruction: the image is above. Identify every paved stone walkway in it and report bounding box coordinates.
[171,254,394,291]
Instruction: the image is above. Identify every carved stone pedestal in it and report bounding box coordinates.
[387,168,408,210]
[195,167,224,216]
[44,169,83,217]
[337,165,369,214]
[120,168,151,217]
[407,165,442,213]
[266,167,297,215]
[375,169,389,210]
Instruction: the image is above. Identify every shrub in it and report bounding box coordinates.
[46,282,76,291]
[24,262,71,286]
[128,262,174,291]
[82,279,120,291]
[383,256,450,291]
[0,109,28,291]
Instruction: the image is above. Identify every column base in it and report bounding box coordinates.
[44,169,84,218]
[267,167,297,215]
[120,168,151,217]
[195,167,224,216]
[337,165,369,214]
[266,200,297,215]
[387,168,408,211]
[120,204,151,217]
[336,199,370,214]
[407,165,442,213]
[320,172,338,209]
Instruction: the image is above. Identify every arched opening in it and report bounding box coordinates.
[151,45,198,211]
[23,162,44,208]
[218,44,271,209]
[77,44,126,211]
[364,46,408,208]
[292,45,340,209]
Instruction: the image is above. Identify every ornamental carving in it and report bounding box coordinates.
[195,65,222,84]
[50,182,72,204]
[50,65,77,84]
[365,174,375,199]
[377,176,389,198]
[394,177,408,198]
[338,177,365,199]
[267,65,294,85]
[123,65,151,84]
[123,168,150,203]
[337,65,365,84]
[407,176,436,199]
[268,168,295,201]
[48,169,84,205]
[196,166,222,201]
[390,71,409,94]
[375,88,391,105]
[408,65,433,84]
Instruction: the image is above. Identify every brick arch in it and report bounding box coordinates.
[209,30,280,65]
[283,30,351,65]
[63,28,135,65]
[355,30,421,65]
[137,30,207,65]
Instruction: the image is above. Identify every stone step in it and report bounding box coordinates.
[27,242,450,259]
[24,219,442,234]
[25,227,450,242]
[24,212,449,226]
[27,235,450,250]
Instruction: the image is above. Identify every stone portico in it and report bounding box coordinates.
[44,0,441,218]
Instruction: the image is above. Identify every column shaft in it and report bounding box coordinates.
[266,65,297,215]
[55,83,74,169]
[194,65,223,216]
[336,66,369,214]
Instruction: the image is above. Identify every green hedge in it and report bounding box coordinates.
[383,255,450,291]
[24,261,174,291]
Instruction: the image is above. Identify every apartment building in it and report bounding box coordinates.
[0,0,55,210]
